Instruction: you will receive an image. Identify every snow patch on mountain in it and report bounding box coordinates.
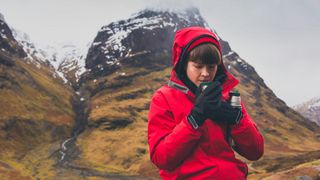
[12,28,88,83]
[294,97,320,110]
[12,29,45,61]
[0,31,7,40]
[94,8,211,68]
[222,49,251,71]
[98,11,177,64]
[223,51,235,58]
[43,42,89,82]
[10,28,48,71]
[293,96,320,126]
[312,100,320,108]
[306,98,320,112]
[37,42,89,83]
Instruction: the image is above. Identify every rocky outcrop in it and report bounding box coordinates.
[0,14,26,57]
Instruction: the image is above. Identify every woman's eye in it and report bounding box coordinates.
[194,64,203,69]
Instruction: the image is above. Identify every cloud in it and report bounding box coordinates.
[144,0,194,11]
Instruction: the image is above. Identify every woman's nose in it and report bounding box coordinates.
[201,67,210,76]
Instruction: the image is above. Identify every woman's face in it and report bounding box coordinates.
[186,61,218,87]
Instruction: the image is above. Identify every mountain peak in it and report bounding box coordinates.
[0,16,26,57]
[293,96,320,126]
[0,12,5,22]
[293,96,320,109]
[85,7,209,78]
[133,7,203,22]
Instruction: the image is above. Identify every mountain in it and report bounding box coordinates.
[12,29,88,88]
[85,8,208,78]
[0,14,26,57]
[0,13,76,179]
[293,97,320,126]
[1,7,320,180]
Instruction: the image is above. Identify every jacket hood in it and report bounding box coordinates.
[170,26,239,96]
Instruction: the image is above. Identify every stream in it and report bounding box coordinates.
[58,91,88,165]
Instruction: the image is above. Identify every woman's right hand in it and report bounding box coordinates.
[188,81,222,127]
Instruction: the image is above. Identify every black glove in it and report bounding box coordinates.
[210,101,243,125]
[188,81,222,129]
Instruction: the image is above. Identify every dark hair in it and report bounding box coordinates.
[187,43,221,65]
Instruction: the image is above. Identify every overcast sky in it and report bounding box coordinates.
[0,0,319,106]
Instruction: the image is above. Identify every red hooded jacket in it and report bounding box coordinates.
[148,27,264,179]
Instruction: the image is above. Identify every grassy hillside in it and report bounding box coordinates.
[0,52,75,179]
[65,67,168,179]
[2,51,319,179]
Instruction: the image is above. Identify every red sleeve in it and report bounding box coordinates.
[148,90,202,171]
[230,103,264,161]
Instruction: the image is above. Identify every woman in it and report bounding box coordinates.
[148,26,264,179]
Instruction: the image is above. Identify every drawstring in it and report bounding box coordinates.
[167,80,189,94]
[226,126,234,147]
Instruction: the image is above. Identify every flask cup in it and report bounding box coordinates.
[200,82,211,92]
[229,91,241,109]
